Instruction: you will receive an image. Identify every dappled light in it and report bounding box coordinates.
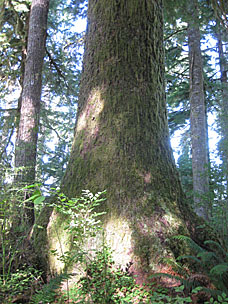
[1,0,228,302]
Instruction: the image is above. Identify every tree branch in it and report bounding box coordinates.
[45,48,66,81]
[164,27,187,41]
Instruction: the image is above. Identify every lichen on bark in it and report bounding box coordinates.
[187,0,210,221]
[58,0,189,274]
[35,0,223,280]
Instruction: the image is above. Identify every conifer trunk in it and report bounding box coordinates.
[217,28,228,188]
[42,0,221,279]
[15,0,49,226]
[187,0,210,220]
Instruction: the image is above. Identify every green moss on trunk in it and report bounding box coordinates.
[34,0,223,280]
[58,0,187,274]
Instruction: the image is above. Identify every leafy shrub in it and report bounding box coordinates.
[0,184,44,303]
[0,266,42,303]
[69,247,196,304]
[78,246,137,303]
[31,189,107,303]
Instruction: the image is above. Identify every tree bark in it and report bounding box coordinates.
[217,26,228,187]
[38,0,221,280]
[187,0,210,220]
[14,0,49,226]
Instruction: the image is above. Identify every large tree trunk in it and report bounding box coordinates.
[38,0,221,280]
[61,0,186,276]
[187,0,210,220]
[14,0,49,226]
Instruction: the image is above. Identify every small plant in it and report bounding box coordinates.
[30,272,71,304]
[31,188,107,303]
[48,189,107,266]
[75,245,146,303]
[174,235,228,295]
[0,184,43,303]
[0,266,42,303]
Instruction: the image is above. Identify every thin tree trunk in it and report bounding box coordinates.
[217,27,228,187]
[15,0,49,227]
[187,0,210,220]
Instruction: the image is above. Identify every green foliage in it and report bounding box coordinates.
[0,186,22,283]
[31,188,107,302]
[59,246,194,304]
[147,284,193,304]
[47,189,106,266]
[175,235,228,296]
[149,236,228,303]
[0,0,86,187]
[76,246,136,303]
[205,292,228,304]
[0,265,42,304]
[20,183,51,221]
[30,272,71,304]
[0,184,107,302]
[0,0,30,169]
[0,0,29,85]
[0,184,43,302]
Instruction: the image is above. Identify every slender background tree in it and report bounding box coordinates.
[187,0,210,220]
[15,0,49,226]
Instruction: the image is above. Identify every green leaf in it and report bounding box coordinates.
[218,295,223,302]
[21,184,41,190]
[222,293,227,299]
[34,196,45,205]
[210,264,228,276]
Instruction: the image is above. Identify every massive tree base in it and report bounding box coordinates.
[33,0,223,284]
[32,193,222,287]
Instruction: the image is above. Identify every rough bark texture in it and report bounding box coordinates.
[187,0,210,220]
[217,27,228,187]
[37,0,222,281]
[60,0,187,275]
[14,0,49,226]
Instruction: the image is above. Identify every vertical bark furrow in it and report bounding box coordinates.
[188,0,210,220]
[15,0,49,226]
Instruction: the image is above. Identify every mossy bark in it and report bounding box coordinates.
[14,0,49,226]
[217,26,228,188]
[38,0,222,280]
[187,0,210,221]
[64,0,179,215]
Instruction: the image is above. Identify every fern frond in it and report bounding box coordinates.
[210,263,228,276]
[204,240,228,260]
[31,272,72,304]
[177,255,201,264]
[149,273,199,291]
[197,251,218,263]
[173,235,204,253]
[197,286,225,298]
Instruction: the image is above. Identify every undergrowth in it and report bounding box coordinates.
[175,235,228,295]
[1,184,228,303]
